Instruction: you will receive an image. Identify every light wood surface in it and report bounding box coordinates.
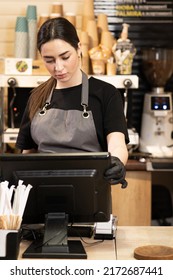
[116,226,173,260]
[0,59,49,75]
[111,171,152,226]
[18,226,173,260]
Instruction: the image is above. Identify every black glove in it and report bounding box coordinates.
[104,156,128,188]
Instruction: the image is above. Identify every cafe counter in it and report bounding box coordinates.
[111,159,151,226]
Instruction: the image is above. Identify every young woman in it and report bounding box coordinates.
[16,17,129,187]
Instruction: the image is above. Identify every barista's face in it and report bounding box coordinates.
[40,39,81,88]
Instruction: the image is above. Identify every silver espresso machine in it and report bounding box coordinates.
[139,48,173,158]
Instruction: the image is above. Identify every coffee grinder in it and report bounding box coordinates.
[139,48,173,157]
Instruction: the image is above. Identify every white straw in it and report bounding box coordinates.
[0,181,10,215]
[9,185,15,200]
[12,184,26,215]
[18,184,33,217]
[0,180,33,230]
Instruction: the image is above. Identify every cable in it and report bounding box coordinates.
[7,77,17,128]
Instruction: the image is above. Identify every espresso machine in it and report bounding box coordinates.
[139,48,173,158]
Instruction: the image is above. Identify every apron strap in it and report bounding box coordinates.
[81,71,89,107]
[81,71,90,119]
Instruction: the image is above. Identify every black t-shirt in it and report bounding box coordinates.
[16,76,129,151]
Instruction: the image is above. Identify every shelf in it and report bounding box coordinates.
[0,74,139,88]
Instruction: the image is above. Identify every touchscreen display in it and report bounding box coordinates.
[151,96,170,110]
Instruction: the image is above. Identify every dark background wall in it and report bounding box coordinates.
[94,0,173,134]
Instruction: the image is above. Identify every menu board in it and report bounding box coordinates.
[94,0,173,23]
[94,0,173,48]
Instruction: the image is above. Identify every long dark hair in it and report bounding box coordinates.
[28,17,80,120]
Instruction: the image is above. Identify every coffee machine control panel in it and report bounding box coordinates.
[151,95,171,116]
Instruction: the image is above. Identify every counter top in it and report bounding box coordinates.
[127,157,173,172]
[126,159,147,171]
[18,226,173,260]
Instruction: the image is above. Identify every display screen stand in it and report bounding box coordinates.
[22,213,87,259]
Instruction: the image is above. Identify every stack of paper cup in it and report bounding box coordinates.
[97,14,109,42]
[100,31,114,50]
[80,31,90,74]
[26,5,37,59]
[14,16,28,58]
[82,0,95,31]
[86,20,99,49]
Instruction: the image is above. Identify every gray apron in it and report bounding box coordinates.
[31,72,103,153]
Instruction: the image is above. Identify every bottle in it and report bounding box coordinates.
[112,23,136,75]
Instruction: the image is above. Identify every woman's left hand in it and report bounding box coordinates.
[104,156,128,188]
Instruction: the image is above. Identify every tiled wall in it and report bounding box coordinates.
[0,0,83,57]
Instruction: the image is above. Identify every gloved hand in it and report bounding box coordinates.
[104,156,128,188]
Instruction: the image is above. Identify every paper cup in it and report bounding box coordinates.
[83,0,94,17]
[51,2,63,15]
[97,14,109,32]
[28,20,37,59]
[14,32,28,58]
[100,31,114,50]
[82,0,95,30]
[97,13,109,41]
[80,31,89,45]
[15,16,28,32]
[86,20,99,49]
[91,59,105,75]
[106,61,116,75]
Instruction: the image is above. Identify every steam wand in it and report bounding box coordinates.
[123,79,132,118]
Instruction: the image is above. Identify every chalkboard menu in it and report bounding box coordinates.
[94,0,173,133]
